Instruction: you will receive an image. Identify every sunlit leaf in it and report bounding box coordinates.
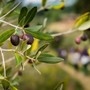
[15,53,23,67]
[52,2,64,10]
[54,82,64,90]
[73,12,90,29]
[78,20,90,31]
[0,29,15,44]
[31,39,39,52]
[10,85,18,90]
[38,53,64,64]
[25,25,42,32]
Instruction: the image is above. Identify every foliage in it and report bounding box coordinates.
[0,0,90,90]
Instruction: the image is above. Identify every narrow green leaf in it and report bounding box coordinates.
[42,0,47,7]
[25,25,42,32]
[34,43,49,59]
[36,43,49,55]
[25,29,53,40]
[24,46,32,56]
[10,85,18,90]
[18,7,28,24]
[0,77,18,90]
[20,40,27,51]
[1,79,10,90]
[54,82,64,90]
[38,53,64,64]
[6,67,12,76]
[73,12,90,29]
[24,7,37,25]
[15,53,23,66]
[78,20,90,31]
[52,2,65,10]
[0,29,15,43]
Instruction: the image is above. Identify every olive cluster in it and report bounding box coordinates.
[75,33,88,44]
[10,33,34,46]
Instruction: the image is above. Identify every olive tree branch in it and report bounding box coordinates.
[0,48,6,78]
[2,49,15,52]
[51,29,77,37]
[5,57,15,64]
[0,19,22,29]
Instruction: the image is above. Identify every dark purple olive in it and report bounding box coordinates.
[28,59,33,63]
[18,70,22,76]
[81,34,88,41]
[24,24,29,28]
[10,35,20,46]
[44,8,49,11]
[22,34,34,45]
[75,37,81,44]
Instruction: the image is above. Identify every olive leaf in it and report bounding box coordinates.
[38,53,64,64]
[42,0,47,7]
[78,20,90,31]
[52,2,65,10]
[1,79,10,90]
[25,29,53,40]
[15,53,23,67]
[73,12,90,29]
[25,25,42,32]
[34,43,49,59]
[36,43,49,55]
[10,85,18,90]
[0,29,15,44]
[18,7,28,26]
[0,77,18,90]
[24,7,37,25]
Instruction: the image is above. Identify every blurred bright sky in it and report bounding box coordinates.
[17,0,77,7]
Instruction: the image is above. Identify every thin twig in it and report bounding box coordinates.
[32,63,41,75]
[0,57,15,65]
[2,49,15,52]
[11,59,28,80]
[0,2,21,19]
[0,19,22,29]
[51,29,77,37]
[5,57,15,64]
[0,48,6,78]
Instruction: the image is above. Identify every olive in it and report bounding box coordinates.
[28,59,33,64]
[18,70,22,76]
[81,34,88,41]
[24,24,29,28]
[10,35,20,46]
[22,34,34,45]
[75,37,81,44]
[44,8,49,11]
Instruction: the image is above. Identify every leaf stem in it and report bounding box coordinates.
[32,63,41,75]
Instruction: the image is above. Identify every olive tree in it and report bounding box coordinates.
[0,0,90,90]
